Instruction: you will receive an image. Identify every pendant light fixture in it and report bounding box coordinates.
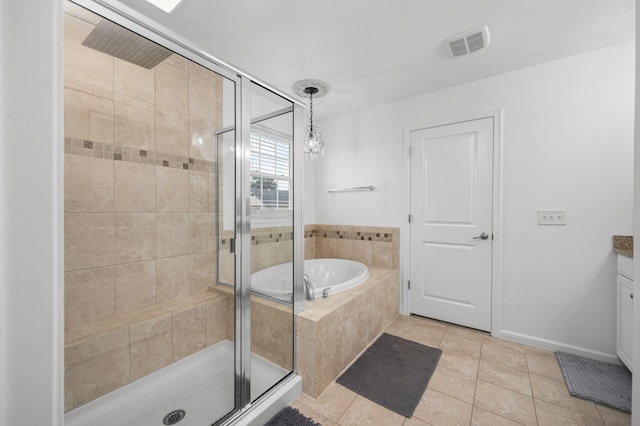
[292,79,330,160]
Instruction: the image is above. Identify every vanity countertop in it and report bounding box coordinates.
[613,235,633,258]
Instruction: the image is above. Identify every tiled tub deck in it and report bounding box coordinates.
[296,267,399,398]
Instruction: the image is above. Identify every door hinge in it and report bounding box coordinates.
[408,280,411,290]
[408,214,412,223]
[230,238,236,254]
[408,146,412,156]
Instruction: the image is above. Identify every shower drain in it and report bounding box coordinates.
[163,409,186,425]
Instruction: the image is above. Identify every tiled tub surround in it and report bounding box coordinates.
[63,10,224,412]
[296,267,400,398]
[298,225,400,397]
[219,224,400,398]
[304,224,400,269]
[218,226,294,284]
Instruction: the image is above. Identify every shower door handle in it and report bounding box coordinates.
[230,238,236,253]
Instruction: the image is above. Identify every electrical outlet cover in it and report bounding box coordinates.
[537,209,567,225]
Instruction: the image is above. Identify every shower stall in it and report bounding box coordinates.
[62,1,303,424]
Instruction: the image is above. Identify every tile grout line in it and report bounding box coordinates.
[335,394,361,426]
[525,352,540,426]
[527,350,607,423]
[299,316,631,426]
[469,332,482,425]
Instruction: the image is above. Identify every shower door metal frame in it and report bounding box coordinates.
[236,76,252,409]
[292,103,305,315]
[67,1,305,424]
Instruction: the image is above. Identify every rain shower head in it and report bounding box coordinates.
[82,19,172,69]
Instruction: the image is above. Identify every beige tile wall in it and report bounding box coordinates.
[251,227,294,273]
[63,10,225,412]
[296,267,399,397]
[222,223,400,282]
[297,225,400,398]
[219,224,400,375]
[305,224,400,269]
[218,226,294,283]
[217,226,295,371]
[217,288,294,371]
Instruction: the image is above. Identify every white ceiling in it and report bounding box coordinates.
[115,0,635,120]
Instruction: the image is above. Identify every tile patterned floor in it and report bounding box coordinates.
[292,315,632,426]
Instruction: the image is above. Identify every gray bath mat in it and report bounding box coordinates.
[336,333,442,418]
[556,352,632,413]
[265,406,320,426]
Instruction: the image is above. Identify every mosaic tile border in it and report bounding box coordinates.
[308,225,400,269]
[219,225,398,250]
[251,231,294,245]
[64,137,215,173]
[219,228,294,248]
[306,227,394,243]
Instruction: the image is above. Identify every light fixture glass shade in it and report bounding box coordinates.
[292,79,330,161]
[304,124,324,160]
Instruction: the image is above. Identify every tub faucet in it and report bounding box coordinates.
[303,274,315,301]
[323,287,331,298]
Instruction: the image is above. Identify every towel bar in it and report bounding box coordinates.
[326,185,374,193]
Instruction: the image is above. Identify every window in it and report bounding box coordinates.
[250,127,291,219]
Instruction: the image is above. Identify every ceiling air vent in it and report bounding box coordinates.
[444,25,490,57]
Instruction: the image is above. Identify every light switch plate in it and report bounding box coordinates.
[537,209,567,225]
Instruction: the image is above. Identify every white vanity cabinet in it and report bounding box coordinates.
[617,254,633,371]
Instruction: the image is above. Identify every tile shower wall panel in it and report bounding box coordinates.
[217,225,295,371]
[63,11,226,411]
[218,289,294,370]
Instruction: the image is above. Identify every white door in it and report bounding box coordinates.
[409,117,494,331]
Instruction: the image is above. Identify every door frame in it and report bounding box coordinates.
[401,109,504,336]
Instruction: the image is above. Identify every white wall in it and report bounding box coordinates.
[0,0,64,425]
[308,41,635,358]
[303,157,316,225]
[632,0,640,420]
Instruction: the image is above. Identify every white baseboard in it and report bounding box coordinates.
[496,329,621,365]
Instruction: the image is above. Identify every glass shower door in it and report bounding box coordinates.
[62,1,238,424]
[248,82,295,402]
[64,1,302,424]
[217,82,296,405]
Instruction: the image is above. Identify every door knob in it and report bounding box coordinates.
[473,232,489,240]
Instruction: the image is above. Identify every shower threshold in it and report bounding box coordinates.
[65,340,289,426]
